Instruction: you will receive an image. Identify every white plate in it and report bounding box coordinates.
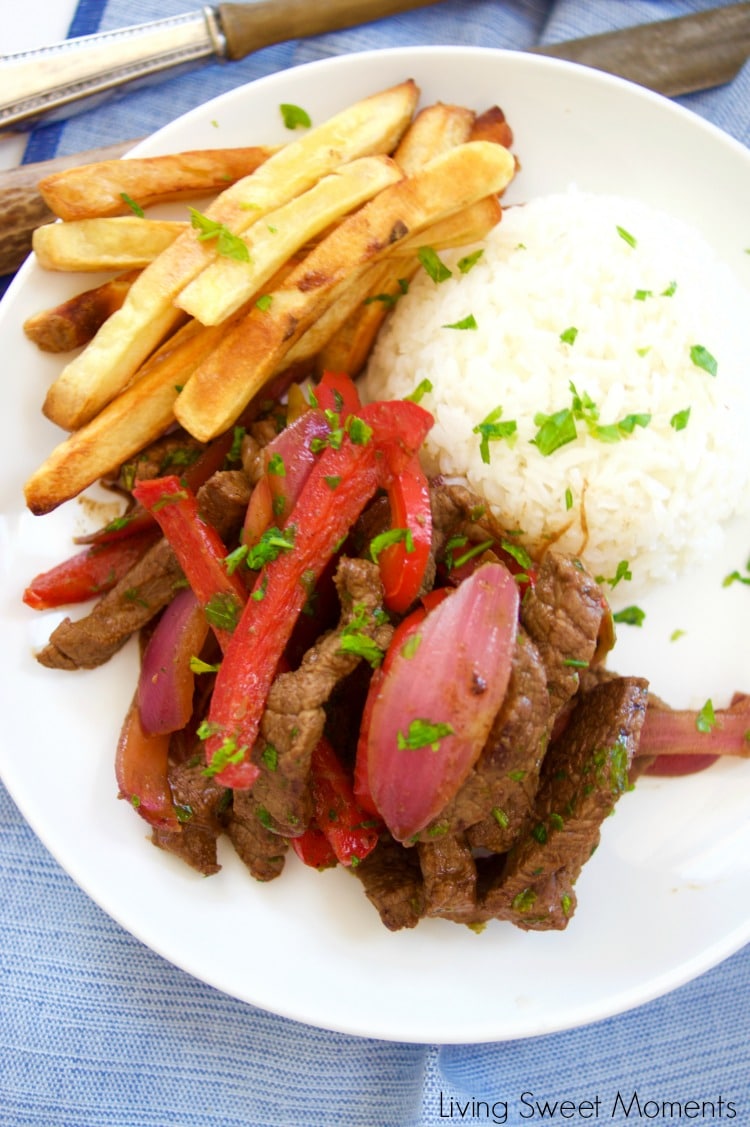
[1,47,749,1044]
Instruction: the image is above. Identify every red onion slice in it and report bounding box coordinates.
[138,588,209,735]
[367,562,519,841]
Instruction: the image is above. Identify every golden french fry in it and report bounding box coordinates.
[393,102,475,173]
[23,270,140,353]
[41,79,419,433]
[32,218,187,272]
[175,140,516,442]
[38,146,277,221]
[176,155,404,326]
[393,195,503,255]
[313,103,481,376]
[469,105,514,149]
[280,260,396,372]
[25,319,221,514]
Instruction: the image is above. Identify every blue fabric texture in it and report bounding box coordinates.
[2,2,749,1124]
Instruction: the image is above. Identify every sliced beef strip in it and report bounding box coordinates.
[249,557,393,837]
[418,832,477,923]
[520,552,606,720]
[352,832,425,932]
[150,759,229,877]
[36,469,251,671]
[415,627,550,849]
[479,676,649,931]
[225,790,289,882]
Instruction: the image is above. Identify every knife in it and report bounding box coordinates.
[0,0,449,132]
[2,0,749,133]
[2,3,749,277]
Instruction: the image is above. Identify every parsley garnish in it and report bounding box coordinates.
[417,246,452,283]
[531,407,577,456]
[596,560,632,589]
[670,407,691,432]
[280,103,311,129]
[559,326,578,345]
[339,632,384,668]
[189,656,221,674]
[120,191,144,217]
[616,225,637,248]
[245,525,296,570]
[690,344,718,376]
[202,735,246,777]
[442,313,477,331]
[370,527,414,562]
[204,591,243,632]
[612,605,646,627]
[255,294,273,311]
[397,718,455,751]
[188,208,250,262]
[696,699,717,733]
[405,377,433,404]
[472,406,517,464]
[457,249,484,274]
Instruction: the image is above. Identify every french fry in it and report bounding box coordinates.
[32,218,187,272]
[174,140,516,442]
[23,270,140,352]
[176,155,404,326]
[25,319,224,514]
[469,105,514,149]
[38,146,277,221]
[314,101,480,376]
[393,102,475,173]
[41,80,419,433]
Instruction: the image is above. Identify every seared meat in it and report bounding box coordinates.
[480,676,649,930]
[225,790,289,882]
[151,758,228,877]
[35,470,251,671]
[37,536,185,670]
[418,832,477,923]
[249,557,393,836]
[353,833,425,931]
[520,552,607,719]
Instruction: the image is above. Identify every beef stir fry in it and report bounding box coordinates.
[25,372,749,933]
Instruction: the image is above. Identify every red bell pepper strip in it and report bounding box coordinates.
[312,370,362,418]
[375,454,432,615]
[115,695,180,831]
[309,738,380,867]
[23,528,159,610]
[132,474,247,653]
[203,400,433,789]
[291,821,338,870]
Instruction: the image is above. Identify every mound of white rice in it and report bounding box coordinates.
[363,189,750,596]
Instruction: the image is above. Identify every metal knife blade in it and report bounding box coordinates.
[532,2,750,97]
[0,0,449,131]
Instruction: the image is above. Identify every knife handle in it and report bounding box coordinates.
[0,139,137,277]
[218,0,449,59]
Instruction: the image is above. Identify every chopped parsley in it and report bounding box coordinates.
[417,246,452,283]
[397,718,455,751]
[670,407,691,431]
[370,527,414,562]
[202,735,246,778]
[204,591,243,633]
[612,605,646,627]
[188,208,250,262]
[255,294,273,311]
[616,225,637,248]
[120,191,144,217]
[405,377,433,404]
[442,313,477,331]
[695,699,717,733]
[690,344,718,376]
[559,326,578,345]
[339,632,384,668]
[472,406,517,464]
[189,656,221,674]
[596,559,632,589]
[531,407,577,456]
[244,525,296,570]
[280,103,311,129]
[457,248,484,273]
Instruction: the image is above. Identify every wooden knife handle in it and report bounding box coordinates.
[218,0,448,59]
[0,139,137,277]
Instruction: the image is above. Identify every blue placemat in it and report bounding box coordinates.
[2,3,749,1124]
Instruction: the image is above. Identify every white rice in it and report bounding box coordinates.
[363,189,750,596]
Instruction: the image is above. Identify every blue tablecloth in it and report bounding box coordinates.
[2,2,749,1124]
